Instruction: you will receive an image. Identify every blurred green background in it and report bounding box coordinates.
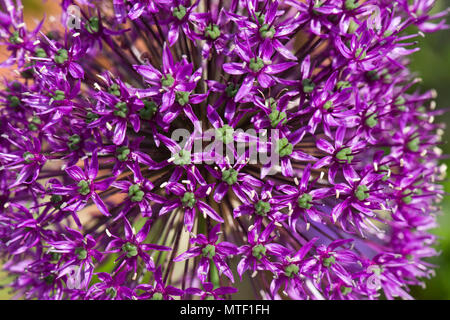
[408,0,450,300]
[1,0,450,300]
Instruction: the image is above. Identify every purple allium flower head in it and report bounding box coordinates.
[0,0,448,300]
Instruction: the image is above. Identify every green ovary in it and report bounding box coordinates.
[222,168,238,185]
[116,146,130,162]
[23,151,34,164]
[355,185,369,201]
[297,193,313,209]
[249,57,265,72]
[172,5,187,20]
[341,286,352,295]
[252,244,267,260]
[77,180,91,196]
[323,255,335,267]
[86,17,99,34]
[302,78,315,93]
[161,74,175,87]
[176,91,190,106]
[215,125,234,144]
[336,81,351,91]
[181,192,196,208]
[276,138,293,157]
[9,31,22,45]
[205,24,221,40]
[114,102,128,118]
[139,100,158,120]
[284,264,299,278]
[407,137,420,152]
[122,242,138,258]
[75,247,87,260]
[52,90,65,101]
[152,292,164,300]
[173,149,191,166]
[345,0,359,10]
[54,49,68,64]
[202,244,216,259]
[106,287,117,298]
[68,134,81,151]
[85,112,99,124]
[259,24,275,39]
[108,83,120,97]
[365,113,378,128]
[336,147,353,164]
[128,184,144,202]
[225,83,239,98]
[29,116,41,131]
[255,200,271,216]
[7,95,20,108]
[323,100,333,110]
[268,109,287,128]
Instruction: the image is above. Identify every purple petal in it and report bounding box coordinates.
[134,64,162,81]
[197,201,224,223]
[234,75,255,102]
[68,62,84,79]
[173,247,202,262]
[184,207,196,232]
[136,220,152,243]
[113,120,127,145]
[88,150,98,180]
[65,165,86,182]
[223,62,246,75]
[142,243,172,251]
[91,192,110,217]
[214,286,238,295]
[265,62,297,75]
[213,257,234,282]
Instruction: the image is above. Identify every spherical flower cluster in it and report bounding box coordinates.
[0,0,448,300]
